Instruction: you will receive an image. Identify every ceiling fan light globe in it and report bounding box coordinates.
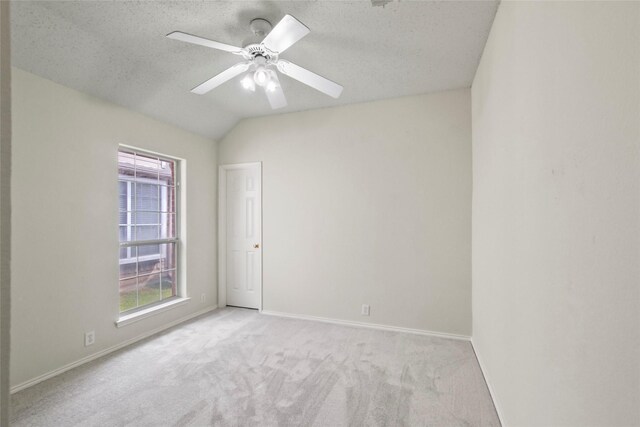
[253,67,270,87]
[266,81,278,92]
[240,75,256,92]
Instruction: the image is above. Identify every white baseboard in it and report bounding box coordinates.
[470,339,504,426]
[260,310,471,341]
[10,305,218,394]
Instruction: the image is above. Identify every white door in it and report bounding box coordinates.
[220,163,262,309]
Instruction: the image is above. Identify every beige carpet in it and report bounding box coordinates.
[11,307,499,426]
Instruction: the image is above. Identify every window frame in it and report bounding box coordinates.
[117,145,183,318]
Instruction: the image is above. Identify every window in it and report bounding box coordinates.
[118,148,179,313]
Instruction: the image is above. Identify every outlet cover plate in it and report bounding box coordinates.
[84,331,95,347]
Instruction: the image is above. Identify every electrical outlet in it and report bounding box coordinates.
[84,331,95,347]
[201,293,206,303]
[361,304,370,316]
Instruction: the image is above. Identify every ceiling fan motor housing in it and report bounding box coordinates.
[242,44,278,64]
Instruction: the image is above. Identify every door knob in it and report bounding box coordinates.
[254,243,260,249]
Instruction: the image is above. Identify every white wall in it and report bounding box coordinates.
[472,2,640,426]
[219,89,471,336]
[0,1,11,422]
[11,68,218,387]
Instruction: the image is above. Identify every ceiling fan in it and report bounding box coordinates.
[167,15,343,109]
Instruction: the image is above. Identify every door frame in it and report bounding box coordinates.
[218,162,263,311]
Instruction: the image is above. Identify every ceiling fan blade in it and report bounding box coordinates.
[265,74,287,109]
[276,60,343,99]
[262,15,310,54]
[191,62,251,95]
[167,31,243,54]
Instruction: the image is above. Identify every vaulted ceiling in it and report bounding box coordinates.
[11,1,498,140]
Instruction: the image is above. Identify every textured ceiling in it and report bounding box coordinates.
[11,1,498,140]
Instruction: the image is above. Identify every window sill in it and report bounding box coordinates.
[115,297,191,328]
